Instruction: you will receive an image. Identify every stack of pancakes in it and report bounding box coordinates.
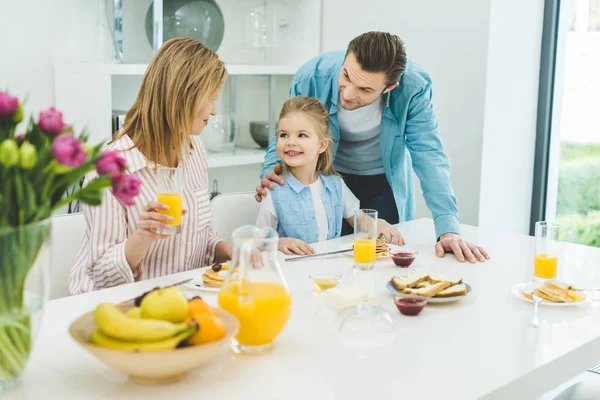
[526,281,576,303]
[202,269,225,288]
[376,238,389,257]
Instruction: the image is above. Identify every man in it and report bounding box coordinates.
[256,31,489,263]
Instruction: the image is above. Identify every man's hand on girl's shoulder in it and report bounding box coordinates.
[255,163,286,202]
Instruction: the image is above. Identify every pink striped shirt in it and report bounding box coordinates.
[69,134,221,294]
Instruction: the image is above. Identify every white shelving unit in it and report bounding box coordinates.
[52,0,322,174]
[205,148,266,169]
[49,0,324,198]
[53,63,293,169]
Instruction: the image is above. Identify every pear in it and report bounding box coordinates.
[134,286,159,307]
[140,287,189,323]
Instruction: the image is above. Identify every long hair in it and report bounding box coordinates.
[114,37,227,168]
[278,96,337,176]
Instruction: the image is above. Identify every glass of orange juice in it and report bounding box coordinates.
[218,226,292,355]
[354,209,378,271]
[156,167,184,235]
[534,221,560,281]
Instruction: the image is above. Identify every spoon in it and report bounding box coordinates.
[531,294,542,328]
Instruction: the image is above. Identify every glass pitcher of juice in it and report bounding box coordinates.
[156,167,183,235]
[218,226,292,354]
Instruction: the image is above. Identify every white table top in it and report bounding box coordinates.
[6,218,600,400]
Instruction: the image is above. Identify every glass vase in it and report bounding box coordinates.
[0,220,50,392]
[93,0,117,62]
[203,115,237,153]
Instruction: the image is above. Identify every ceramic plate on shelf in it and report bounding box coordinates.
[183,266,228,293]
[510,282,590,307]
[338,243,403,260]
[385,281,472,304]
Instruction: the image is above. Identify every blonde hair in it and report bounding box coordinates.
[278,96,337,176]
[114,37,227,168]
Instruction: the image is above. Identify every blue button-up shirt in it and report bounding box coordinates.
[260,51,460,239]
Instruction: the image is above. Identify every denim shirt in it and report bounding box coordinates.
[261,51,460,239]
[270,173,343,244]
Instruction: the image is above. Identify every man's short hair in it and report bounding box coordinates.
[347,32,407,86]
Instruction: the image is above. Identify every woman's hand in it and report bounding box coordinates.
[278,238,315,256]
[377,220,405,246]
[125,202,187,272]
[135,201,174,241]
[135,201,187,242]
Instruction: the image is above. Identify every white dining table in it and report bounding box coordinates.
[5,218,600,400]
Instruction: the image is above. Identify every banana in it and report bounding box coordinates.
[90,326,196,352]
[94,303,192,342]
[125,307,142,318]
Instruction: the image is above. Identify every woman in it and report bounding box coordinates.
[69,37,231,294]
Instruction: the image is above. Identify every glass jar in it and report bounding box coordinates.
[203,115,237,153]
[245,0,291,49]
[218,225,292,354]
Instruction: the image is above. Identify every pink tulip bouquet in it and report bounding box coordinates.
[0,90,141,388]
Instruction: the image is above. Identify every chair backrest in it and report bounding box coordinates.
[210,192,259,243]
[50,212,85,300]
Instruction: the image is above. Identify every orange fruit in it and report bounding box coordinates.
[186,312,226,345]
[188,297,218,317]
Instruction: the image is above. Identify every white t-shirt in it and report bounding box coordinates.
[255,176,360,242]
[333,96,385,175]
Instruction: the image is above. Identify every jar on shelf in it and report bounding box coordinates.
[245,0,291,49]
[203,115,237,153]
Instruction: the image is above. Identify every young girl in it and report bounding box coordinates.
[70,38,232,294]
[255,96,404,255]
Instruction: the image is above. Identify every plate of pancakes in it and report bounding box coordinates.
[511,281,589,307]
[339,238,402,259]
[184,263,231,293]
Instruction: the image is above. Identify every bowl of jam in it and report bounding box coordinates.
[390,249,419,267]
[394,296,427,316]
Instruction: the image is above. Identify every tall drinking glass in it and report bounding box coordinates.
[534,221,560,281]
[354,209,377,270]
[156,167,184,235]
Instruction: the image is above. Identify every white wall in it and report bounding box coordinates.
[478,0,544,234]
[0,0,98,123]
[0,0,58,120]
[322,0,493,226]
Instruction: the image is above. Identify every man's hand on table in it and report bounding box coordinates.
[435,233,490,263]
[255,163,284,202]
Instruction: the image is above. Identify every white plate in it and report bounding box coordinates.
[510,282,589,307]
[339,243,403,260]
[386,281,472,303]
[183,266,228,293]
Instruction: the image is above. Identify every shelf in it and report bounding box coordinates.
[54,63,299,76]
[205,148,265,169]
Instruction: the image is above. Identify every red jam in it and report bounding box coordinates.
[391,251,417,267]
[394,297,426,316]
